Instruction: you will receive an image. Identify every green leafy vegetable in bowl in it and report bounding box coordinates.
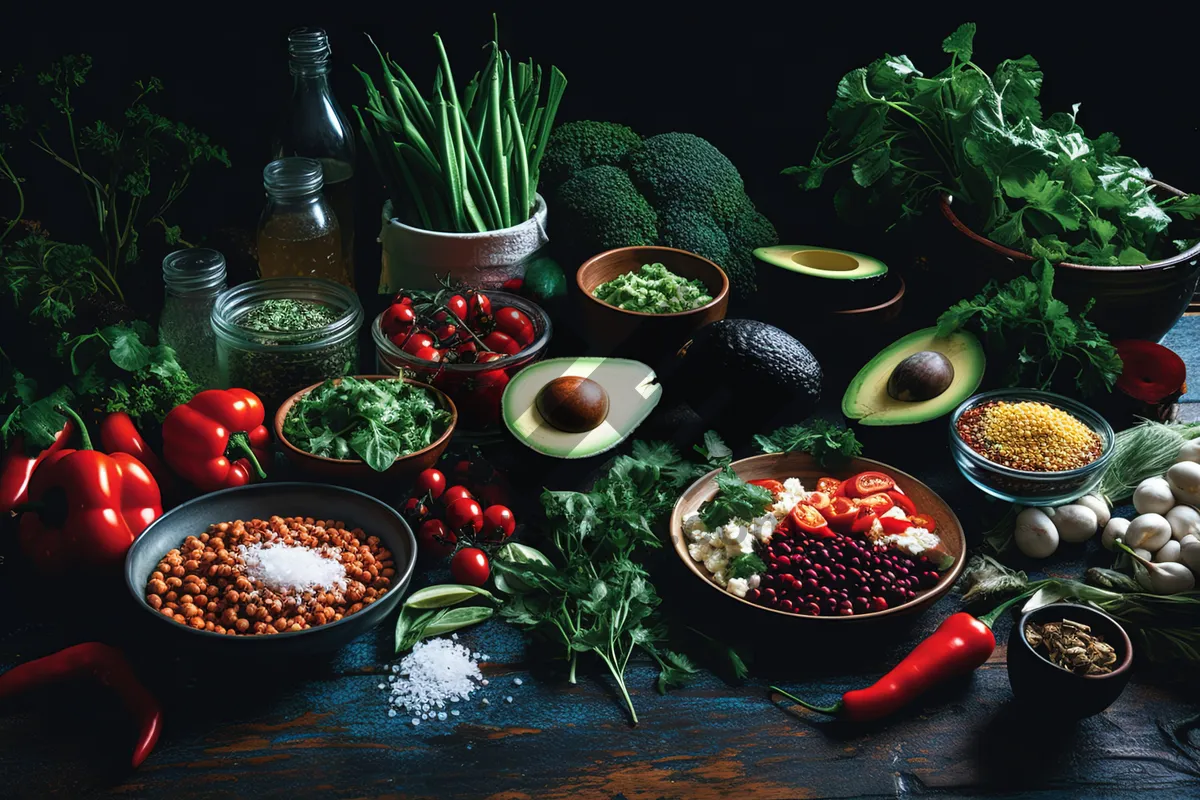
[283,377,452,472]
[788,23,1199,266]
[593,262,714,313]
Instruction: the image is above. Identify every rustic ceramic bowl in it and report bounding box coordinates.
[669,452,966,623]
[124,482,416,655]
[274,375,456,487]
[1008,603,1133,719]
[576,246,729,361]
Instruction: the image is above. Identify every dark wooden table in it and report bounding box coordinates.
[4,320,1200,799]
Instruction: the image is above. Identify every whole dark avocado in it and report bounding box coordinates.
[672,320,823,437]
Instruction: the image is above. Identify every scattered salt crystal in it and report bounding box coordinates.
[513,678,523,686]
[384,639,484,721]
[236,542,346,595]
[412,718,420,726]
[392,665,400,673]
[377,684,385,690]
[482,698,490,706]
[450,696,460,703]
[505,696,513,703]
[452,633,459,640]
[481,679,489,686]
[437,711,448,721]
[451,710,460,716]
[388,709,396,717]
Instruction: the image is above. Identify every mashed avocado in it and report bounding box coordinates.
[593,262,714,313]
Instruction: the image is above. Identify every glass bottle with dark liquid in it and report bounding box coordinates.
[272,27,356,286]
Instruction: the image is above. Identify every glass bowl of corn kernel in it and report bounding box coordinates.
[949,389,1115,506]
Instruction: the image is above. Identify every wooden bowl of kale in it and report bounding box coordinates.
[274,375,457,487]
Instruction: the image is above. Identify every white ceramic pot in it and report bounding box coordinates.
[378,194,549,293]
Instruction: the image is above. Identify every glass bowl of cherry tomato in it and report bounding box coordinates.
[372,288,552,436]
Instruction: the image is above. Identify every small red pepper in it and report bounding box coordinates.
[161,388,270,492]
[0,642,162,768]
[0,421,74,514]
[17,407,162,572]
[100,412,174,494]
[770,598,1025,722]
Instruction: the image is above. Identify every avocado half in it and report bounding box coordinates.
[842,327,985,426]
[754,245,888,282]
[503,357,662,458]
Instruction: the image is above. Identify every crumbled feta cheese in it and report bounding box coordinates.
[683,512,706,541]
[726,535,756,556]
[712,569,728,586]
[783,478,805,495]
[881,505,907,520]
[748,514,776,543]
[704,550,728,574]
[771,494,803,518]
[747,574,761,589]
[882,527,940,555]
[726,577,750,598]
[688,541,713,562]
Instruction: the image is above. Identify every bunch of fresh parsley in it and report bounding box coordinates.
[936,260,1122,395]
[282,377,453,472]
[496,439,730,723]
[788,23,1199,265]
[754,419,863,466]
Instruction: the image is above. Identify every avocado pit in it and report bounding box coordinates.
[887,351,955,402]
[535,376,610,433]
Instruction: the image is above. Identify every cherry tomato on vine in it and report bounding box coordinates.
[482,505,516,539]
[381,303,416,336]
[442,485,474,505]
[494,306,535,346]
[434,323,457,343]
[481,330,521,356]
[446,497,484,533]
[415,468,446,500]
[410,345,442,363]
[446,294,468,321]
[418,519,456,557]
[392,294,414,306]
[450,547,490,586]
[401,331,435,355]
[468,292,492,324]
[477,351,503,363]
[402,497,429,523]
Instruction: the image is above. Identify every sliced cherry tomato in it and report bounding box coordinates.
[815,477,842,495]
[401,331,436,354]
[855,493,895,514]
[450,547,490,586]
[823,496,859,531]
[381,303,416,335]
[482,504,516,539]
[887,490,917,516]
[804,491,831,514]
[482,330,521,356]
[468,292,492,324]
[749,478,785,497]
[850,508,878,534]
[417,518,456,557]
[446,497,484,533]
[415,468,446,500]
[907,513,937,532]
[880,516,911,534]
[494,306,535,347]
[788,503,832,536]
[847,471,896,498]
[442,485,474,505]
[446,294,468,321]
[402,497,429,523]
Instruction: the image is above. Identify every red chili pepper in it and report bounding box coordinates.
[100,412,174,494]
[161,389,270,492]
[17,408,161,571]
[0,421,74,514]
[770,599,1025,722]
[0,642,162,768]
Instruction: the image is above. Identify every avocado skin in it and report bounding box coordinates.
[675,319,823,419]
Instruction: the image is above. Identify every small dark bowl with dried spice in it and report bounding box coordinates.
[1008,603,1133,719]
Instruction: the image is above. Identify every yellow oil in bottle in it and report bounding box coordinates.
[257,204,348,285]
[318,157,355,285]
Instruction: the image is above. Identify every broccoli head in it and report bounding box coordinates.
[553,165,658,258]
[658,205,732,270]
[540,121,643,194]
[627,133,745,215]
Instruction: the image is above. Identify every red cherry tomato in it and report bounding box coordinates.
[494,306,535,347]
[481,330,521,356]
[393,294,414,306]
[823,496,859,531]
[907,513,937,532]
[446,294,468,321]
[381,303,416,335]
[415,468,446,500]
[451,547,490,586]
[446,497,484,533]
[418,518,456,557]
[815,477,841,495]
[850,508,878,534]
[402,497,429,523]
[434,323,457,343]
[476,351,504,364]
[749,479,785,497]
[880,516,911,534]
[410,345,443,363]
[442,485,474,505]
[450,460,474,484]
[482,505,516,539]
[502,277,524,293]
[401,331,436,355]
[468,292,492,324]
[847,471,896,498]
[855,493,895,514]
[887,490,917,516]
[455,340,477,357]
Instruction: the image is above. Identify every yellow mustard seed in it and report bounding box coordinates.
[956,400,1102,472]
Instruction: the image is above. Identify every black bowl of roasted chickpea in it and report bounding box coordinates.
[124,482,417,654]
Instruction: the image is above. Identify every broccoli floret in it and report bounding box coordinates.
[553,166,658,257]
[627,133,744,214]
[658,205,732,268]
[540,121,643,194]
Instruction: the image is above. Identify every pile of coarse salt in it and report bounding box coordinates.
[384,638,487,726]
[237,542,347,595]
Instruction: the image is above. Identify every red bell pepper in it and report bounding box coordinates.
[17,407,161,571]
[100,412,173,494]
[161,388,269,492]
[0,420,74,514]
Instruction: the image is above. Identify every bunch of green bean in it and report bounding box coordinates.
[355,26,566,233]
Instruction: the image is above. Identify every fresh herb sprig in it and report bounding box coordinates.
[788,23,1199,265]
[701,466,773,529]
[754,419,863,466]
[936,260,1122,396]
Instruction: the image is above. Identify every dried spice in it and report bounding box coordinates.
[956,400,1103,472]
[1025,619,1118,675]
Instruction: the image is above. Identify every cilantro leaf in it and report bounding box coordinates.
[701,466,773,529]
[941,22,977,62]
[753,420,863,466]
[727,553,767,580]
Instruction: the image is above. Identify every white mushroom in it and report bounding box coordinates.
[1176,439,1200,464]
[1074,494,1111,528]
[1133,476,1176,515]
[1167,461,1200,507]
[1166,505,1200,541]
[1133,547,1154,561]
[1135,561,1196,595]
[1154,540,1181,563]
[1101,517,1130,551]
[1014,508,1059,559]
[1050,504,1098,543]
[1180,536,1200,573]
[1124,513,1172,552]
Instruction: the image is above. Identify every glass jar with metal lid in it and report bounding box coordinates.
[211,277,362,411]
[160,248,227,389]
[257,157,349,287]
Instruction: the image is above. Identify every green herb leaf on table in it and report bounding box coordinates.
[754,420,863,466]
[701,467,774,529]
[727,553,767,580]
[693,430,733,466]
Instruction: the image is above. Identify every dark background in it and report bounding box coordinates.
[3,7,1198,301]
